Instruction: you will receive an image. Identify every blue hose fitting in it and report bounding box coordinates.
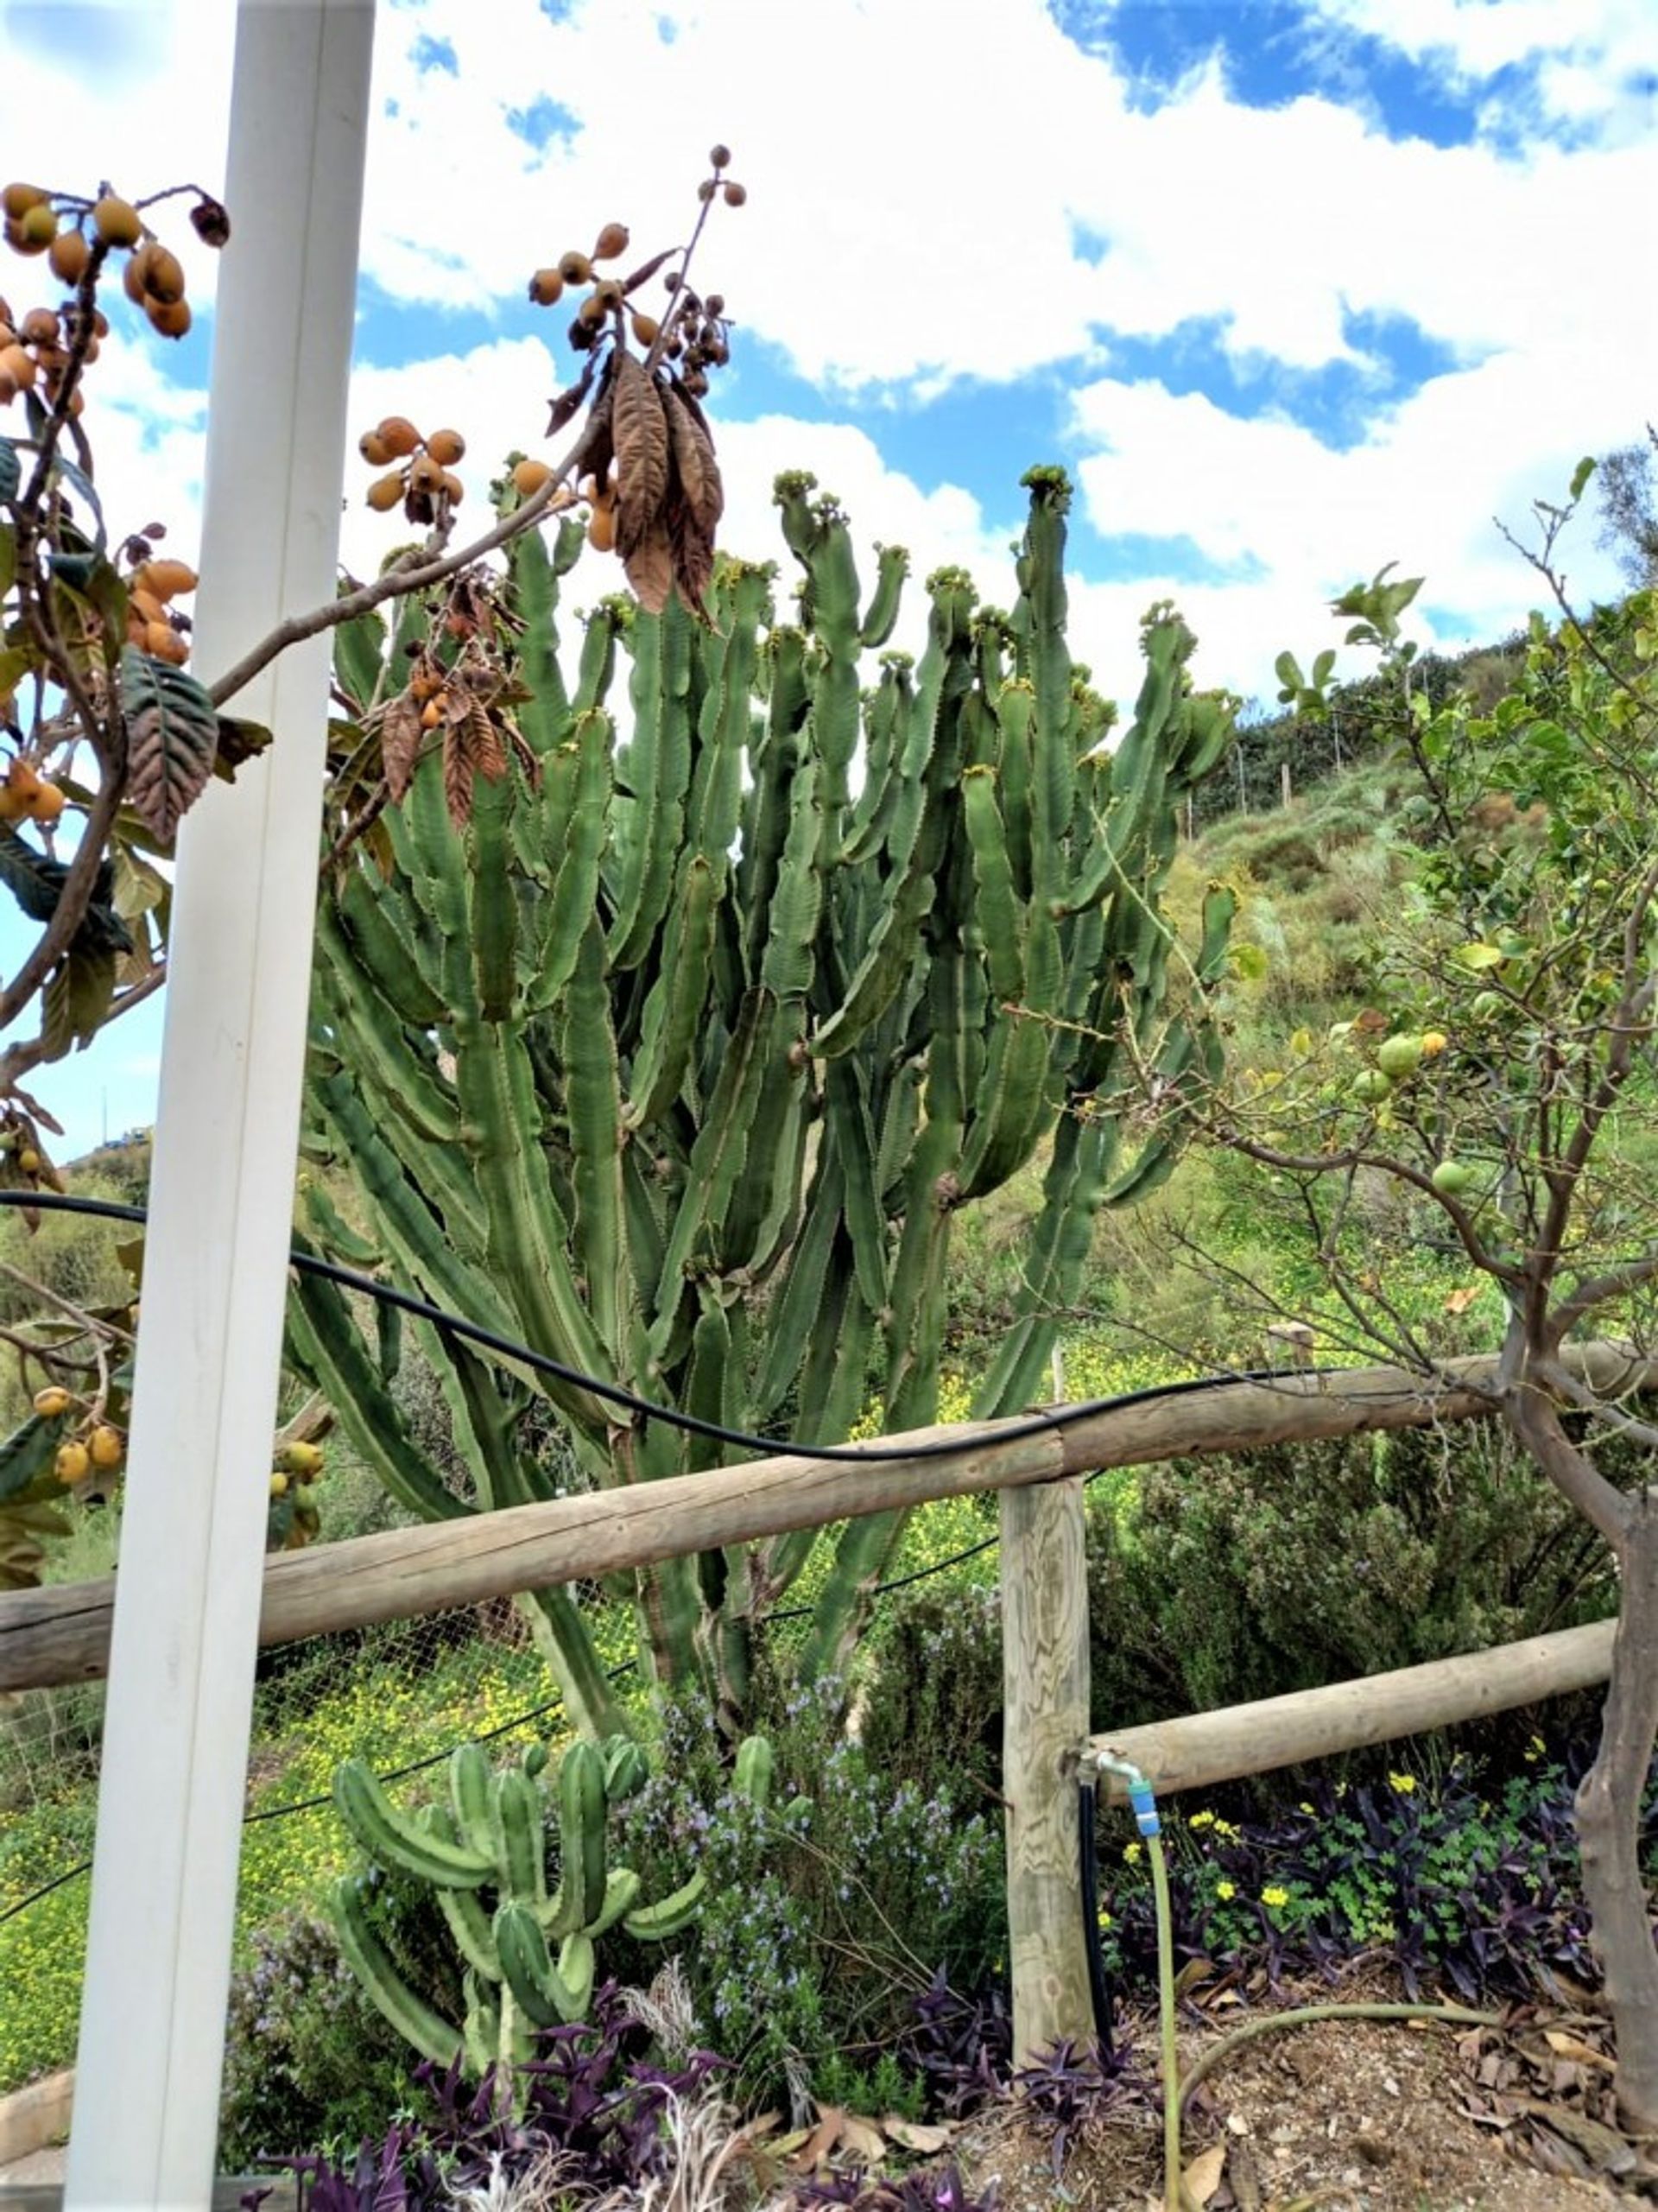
[1128,1778,1161,1839]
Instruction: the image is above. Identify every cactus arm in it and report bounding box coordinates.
[448,1743,497,1860]
[586,1865,642,1936]
[529,708,614,1013]
[332,866,447,1027]
[333,1760,493,1888]
[751,1152,844,1421]
[620,1138,668,1306]
[564,919,635,1365]
[756,758,823,1003]
[859,542,908,649]
[332,603,388,716]
[688,568,769,864]
[610,599,693,969]
[331,1878,464,2069]
[437,1887,500,1981]
[647,989,775,1358]
[285,1258,470,1524]
[452,1019,612,1418]
[960,766,1027,1005]
[623,855,718,1130]
[843,656,909,863]
[509,518,582,757]
[492,1765,550,1912]
[313,932,460,1145]
[826,1061,889,1318]
[299,1176,383,1268]
[622,1867,706,1943]
[312,1071,496,1309]
[469,768,520,1023]
[573,600,621,716]
[556,1740,608,1935]
[495,1904,594,2027]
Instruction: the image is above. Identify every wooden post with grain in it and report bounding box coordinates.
[1002,1474,1093,2061]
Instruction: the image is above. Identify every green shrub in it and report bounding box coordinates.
[218,1910,414,2166]
[1087,1420,1617,1755]
[857,1584,1003,1802]
[617,1680,1006,2105]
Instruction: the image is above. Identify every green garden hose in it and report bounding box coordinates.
[1085,1751,1505,2212]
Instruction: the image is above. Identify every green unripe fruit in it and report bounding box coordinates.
[1431,1160,1475,1197]
[1471,991,1504,1020]
[277,1439,325,1476]
[1376,1034,1424,1081]
[1351,1068,1392,1106]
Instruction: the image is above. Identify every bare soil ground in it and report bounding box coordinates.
[952,1981,1647,2211]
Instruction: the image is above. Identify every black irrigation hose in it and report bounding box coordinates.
[1077,1774,1116,2059]
[0,1187,1378,1464]
[0,1184,1401,1938]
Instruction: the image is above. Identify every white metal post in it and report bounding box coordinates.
[65,3,374,2201]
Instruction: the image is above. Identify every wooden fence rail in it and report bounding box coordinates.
[4,1345,1646,1694]
[1,1343,1642,2068]
[1092,1618,1617,1800]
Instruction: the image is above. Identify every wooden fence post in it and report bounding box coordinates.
[1002,1474,1092,2063]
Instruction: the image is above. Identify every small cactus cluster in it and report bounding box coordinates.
[359,415,467,526]
[330,1730,762,2079]
[2,180,226,345]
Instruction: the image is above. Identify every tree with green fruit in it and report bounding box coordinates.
[1157,469,1658,2127]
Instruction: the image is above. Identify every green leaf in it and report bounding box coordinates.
[0,1413,60,1506]
[120,647,219,840]
[1230,941,1269,982]
[0,439,18,505]
[1455,941,1506,971]
[41,945,117,1058]
[213,713,273,778]
[48,453,105,551]
[0,525,15,598]
[0,828,134,955]
[0,643,35,699]
[1569,455,1596,504]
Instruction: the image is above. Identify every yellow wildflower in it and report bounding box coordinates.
[1262,1886,1290,1910]
[1123,1841,1142,1864]
[1388,1772,1417,1794]
[1215,1879,1236,1902]
[1187,1810,1215,1830]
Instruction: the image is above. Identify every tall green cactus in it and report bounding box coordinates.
[296,466,1234,1733]
[330,1732,709,2082]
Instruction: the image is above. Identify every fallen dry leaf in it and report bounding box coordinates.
[1181,2140,1227,2204]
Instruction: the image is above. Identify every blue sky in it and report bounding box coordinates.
[1,0,1654,1158]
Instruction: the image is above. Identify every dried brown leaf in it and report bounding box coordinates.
[505,719,543,790]
[883,2119,950,2154]
[547,350,601,438]
[442,726,474,829]
[381,693,424,803]
[666,491,714,615]
[621,244,679,296]
[663,380,724,536]
[611,349,670,561]
[462,697,508,782]
[1181,2143,1227,2206]
[624,520,675,615]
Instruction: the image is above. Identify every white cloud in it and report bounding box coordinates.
[1307,0,1657,142]
[4,0,1651,710]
